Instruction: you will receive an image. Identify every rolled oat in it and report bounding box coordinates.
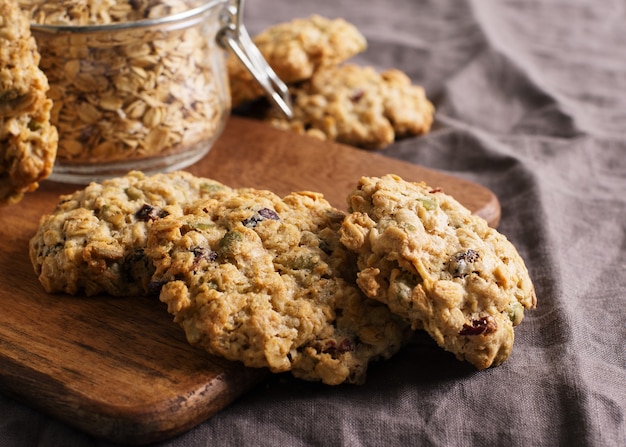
[18,0,230,166]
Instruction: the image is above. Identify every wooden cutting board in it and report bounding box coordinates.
[0,117,500,445]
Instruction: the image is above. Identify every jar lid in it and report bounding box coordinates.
[218,0,293,119]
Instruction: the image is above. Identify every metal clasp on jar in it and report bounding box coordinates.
[217,0,293,119]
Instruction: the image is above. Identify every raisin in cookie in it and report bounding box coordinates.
[29,170,232,296]
[0,0,57,205]
[339,175,536,370]
[267,65,434,149]
[228,15,367,108]
[147,189,409,385]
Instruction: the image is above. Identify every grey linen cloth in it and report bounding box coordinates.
[1,0,624,446]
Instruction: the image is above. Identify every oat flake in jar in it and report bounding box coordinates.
[19,0,291,183]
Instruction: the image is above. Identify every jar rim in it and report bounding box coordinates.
[30,0,227,34]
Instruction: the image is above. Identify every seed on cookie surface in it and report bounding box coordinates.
[448,249,480,278]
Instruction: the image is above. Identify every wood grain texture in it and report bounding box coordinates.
[189,118,501,225]
[0,117,500,444]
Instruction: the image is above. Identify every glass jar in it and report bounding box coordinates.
[20,0,291,183]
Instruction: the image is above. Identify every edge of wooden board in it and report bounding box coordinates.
[193,117,501,227]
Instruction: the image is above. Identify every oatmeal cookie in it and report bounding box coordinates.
[147,189,409,385]
[29,170,232,296]
[267,65,434,149]
[339,175,536,369]
[0,0,57,205]
[228,15,366,108]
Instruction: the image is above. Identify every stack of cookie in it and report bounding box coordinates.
[228,15,435,150]
[30,171,536,385]
[0,0,57,205]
